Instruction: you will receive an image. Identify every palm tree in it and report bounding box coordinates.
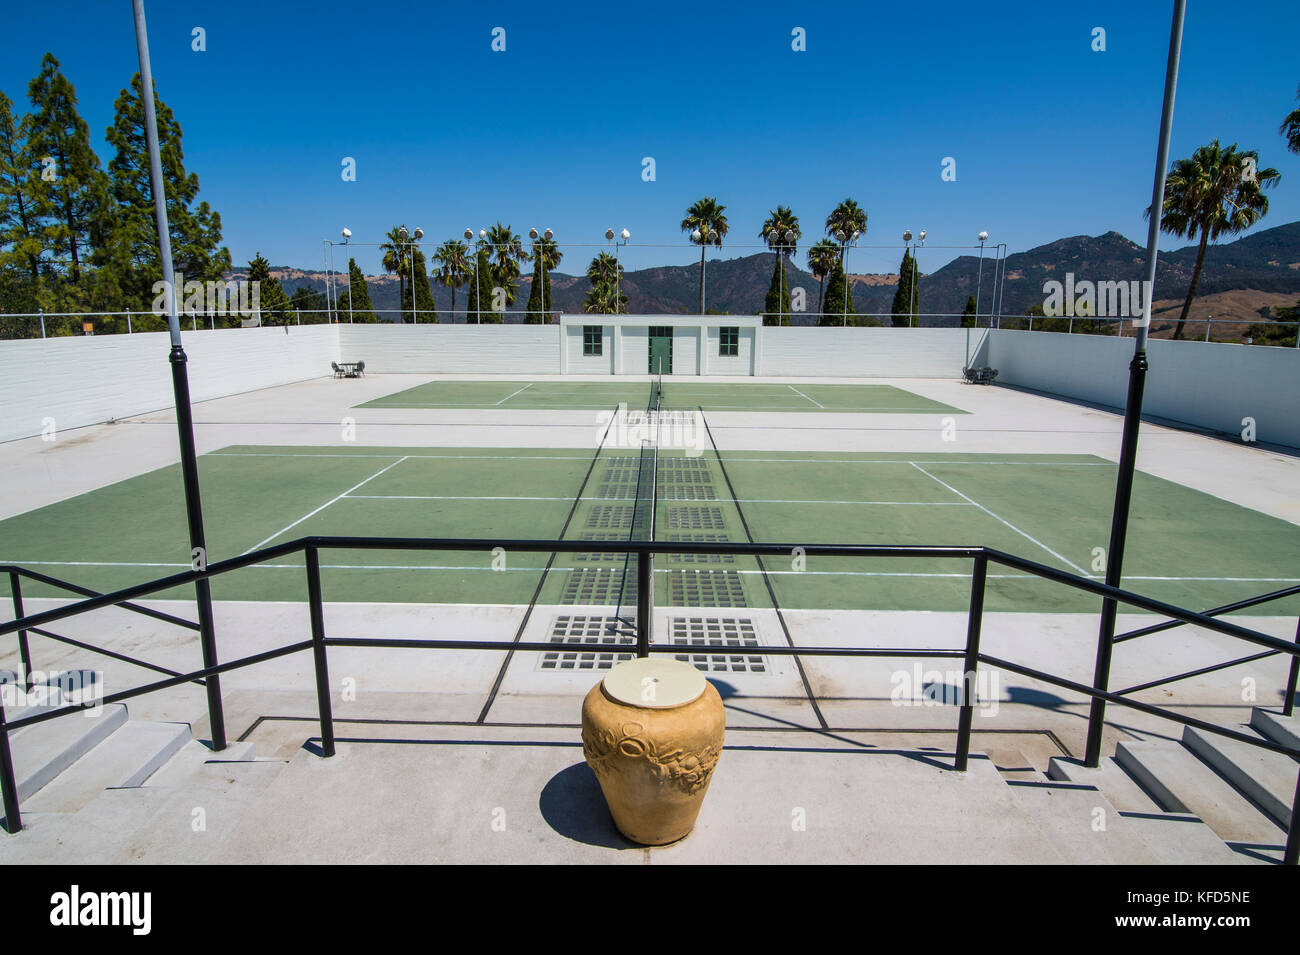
[483,222,528,315]
[1281,84,1300,154]
[1146,140,1280,339]
[760,205,800,324]
[807,239,839,318]
[681,196,728,314]
[380,225,412,322]
[432,239,471,322]
[825,198,867,261]
[584,253,626,314]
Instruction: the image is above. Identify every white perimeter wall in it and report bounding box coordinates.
[0,324,337,443]
[337,323,560,374]
[986,329,1300,448]
[758,327,973,377]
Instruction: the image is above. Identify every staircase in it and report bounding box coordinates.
[1049,707,1297,864]
[3,702,1294,863]
[4,703,288,863]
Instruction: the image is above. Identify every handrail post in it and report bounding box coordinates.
[0,693,20,832]
[305,545,335,757]
[636,550,652,657]
[955,555,988,771]
[1287,769,1299,865]
[9,572,33,691]
[1284,614,1299,718]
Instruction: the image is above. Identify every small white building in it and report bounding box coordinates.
[559,314,762,376]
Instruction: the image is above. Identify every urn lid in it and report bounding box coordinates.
[602,658,707,709]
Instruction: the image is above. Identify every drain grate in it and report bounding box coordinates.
[666,569,746,607]
[574,532,634,562]
[657,485,717,501]
[586,505,647,531]
[540,615,637,670]
[595,483,638,500]
[665,532,735,564]
[562,567,639,605]
[666,506,726,530]
[670,616,766,673]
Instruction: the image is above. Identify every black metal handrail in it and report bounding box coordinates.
[1,535,1296,864]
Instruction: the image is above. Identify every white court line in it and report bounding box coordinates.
[5,558,1294,585]
[344,494,975,506]
[787,385,826,409]
[910,462,1091,576]
[207,451,1111,466]
[240,456,411,554]
[494,382,535,405]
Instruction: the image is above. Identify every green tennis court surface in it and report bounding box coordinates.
[2,445,1296,616]
[356,380,967,414]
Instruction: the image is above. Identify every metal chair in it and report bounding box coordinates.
[331,362,342,379]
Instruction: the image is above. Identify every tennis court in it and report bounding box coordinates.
[2,442,1296,615]
[356,379,967,414]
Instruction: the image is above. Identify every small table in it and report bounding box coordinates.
[337,362,361,378]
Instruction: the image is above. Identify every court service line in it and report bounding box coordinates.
[343,494,976,506]
[240,455,411,555]
[206,451,1112,466]
[494,382,534,405]
[787,385,826,409]
[910,462,1091,576]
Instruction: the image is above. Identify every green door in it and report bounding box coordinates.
[649,327,673,374]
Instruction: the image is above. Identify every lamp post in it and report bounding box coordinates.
[605,228,629,314]
[691,228,711,315]
[529,227,554,322]
[324,228,353,323]
[835,229,861,325]
[131,0,225,753]
[974,231,989,327]
[766,228,796,325]
[397,227,424,323]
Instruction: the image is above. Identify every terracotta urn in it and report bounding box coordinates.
[581,657,725,845]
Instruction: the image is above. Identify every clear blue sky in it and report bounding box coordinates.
[3,0,1297,276]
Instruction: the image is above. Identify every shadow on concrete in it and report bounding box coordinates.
[1005,686,1072,709]
[539,762,640,850]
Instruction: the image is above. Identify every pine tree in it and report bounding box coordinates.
[821,261,855,325]
[961,294,977,328]
[247,253,291,326]
[26,53,110,287]
[103,72,230,309]
[346,258,378,322]
[891,250,918,327]
[0,91,42,282]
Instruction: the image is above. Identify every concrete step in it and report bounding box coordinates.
[1047,756,1162,813]
[1251,708,1300,752]
[1005,781,1159,863]
[25,720,192,813]
[1115,739,1285,847]
[1182,725,1299,829]
[1115,811,1250,865]
[143,739,259,789]
[9,703,128,800]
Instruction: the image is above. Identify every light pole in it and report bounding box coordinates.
[766,228,796,325]
[835,229,861,325]
[691,227,713,315]
[605,228,629,314]
[324,228,353,323]
[902,230,925,327]
[529,227,554,322]
[341,228,352,323]
[398,226,424,323]
[975,231,989,327]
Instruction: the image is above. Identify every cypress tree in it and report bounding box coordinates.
[525,252,544,323]
[347,258,378,322]
[891,249,917,327]
[961,294,977,328]
[762,254,793,325]
[466,248,498,323]
[821,261,855,325]
[409,247,437,322]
